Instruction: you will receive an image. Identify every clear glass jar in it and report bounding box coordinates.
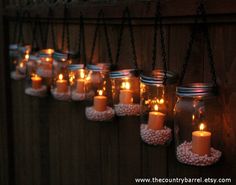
[36,48,54,78]
[24,55,47,97]
[85,63,114,121]
[140,70,178,146]
[110,69,140,116]
[10,44,31,80]
[68,64,87,101]
[51,51,71,101]
[174,83,222,166]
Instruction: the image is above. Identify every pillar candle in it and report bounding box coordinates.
[94,90,107,111]
[147,111,165,130]
[31,75,42,89]
[119,81,133,104]
[119,89,133,104]
[76,79,85,93]
[192,124,211,156]
[56,74,68,93]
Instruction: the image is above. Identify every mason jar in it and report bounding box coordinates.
[140,69,178,146]
[85,63,114,121]
[36,48,54,78]
[68,64,87,101]
[10,44,31,80]
[110,69,140,116]
[174,83,222,166]
[51,51,71,101]
[25,55,47,97]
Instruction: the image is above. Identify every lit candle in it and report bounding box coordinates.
[192,123,211,156]
[119,81,133,104]
[94,90,107,112]
[147,104,165,130]
[31,74,42,89]
[17,62,26,74]
[56,74,68,93]
[76,70,85,93]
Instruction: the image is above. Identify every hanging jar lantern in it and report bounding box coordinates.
[10,45,31,80]
[174,83,222,166]
[110,69,140,116]
[25,54,47,97]
[68,64,88,101]
[36,48,54,78]
[140,70,178,146]
[85,63,114,121]
[9,44,21,80]
[173,1,222,166]
[51,51,71,101]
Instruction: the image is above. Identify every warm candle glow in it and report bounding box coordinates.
[154,104,159,111]
[19,62,24,68]
[159,98,164,104]
[192,115,195,121]
[199,123,206,131]
[98,90,103,96]
[121,81,131,90]
[25,54,29,60]
[80,70,85,79]
[46,49,54,55]
[59,74,63,80]
[46,58,51,62]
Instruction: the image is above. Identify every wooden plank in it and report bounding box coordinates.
[118,116,142,185]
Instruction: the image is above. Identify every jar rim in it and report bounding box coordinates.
[109,69,139,78]
[38,48,55,58]
[176,83,217,97]
[68,64,85,71]
[140,69,178,85]
[86,63,110,72]
[9,44,19,50]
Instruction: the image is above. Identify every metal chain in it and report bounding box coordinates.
[31,15,40,50]
[13,10,20,43]
[89,10,113,64]
[115,7,138,69]
[77,13,86,64]
[152,0,168,84]
[45,8,56,49]
[178,1,217,88]
[61,4,70,51]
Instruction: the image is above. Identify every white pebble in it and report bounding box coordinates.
[85,106,115,121]
[114,103,140,116]
[25,86,47,97]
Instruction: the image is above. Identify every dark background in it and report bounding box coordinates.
[0,0,236,185]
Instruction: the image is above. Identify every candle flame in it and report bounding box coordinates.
[25,54,29,60]
[46,58,51,62]
[199,123,205,131]
[80,70,85,79]
[47,49,54,55]
[121,81,130,90]
[19,62,24,68]
[159,98,164,104]
[154,104,159,111]
[192,115,195,121]
[59,74,63,80]
[98,90,103,96]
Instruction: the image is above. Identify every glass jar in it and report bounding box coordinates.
[25,55,47,97]
[36,48,54,78]
[51,51,71,101]
[110,69,140,116]
[68,64,87,101]
[140,70,178,146]
[85,63,114,121]
[174,83,222,166]
[10,44,31,80]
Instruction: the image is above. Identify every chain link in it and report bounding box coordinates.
[115,7,138,69]
[77,13,86,64]
[178,1,218,89]
[152,0,168,84]
[89,10,113,65]
[61,4,70,51]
